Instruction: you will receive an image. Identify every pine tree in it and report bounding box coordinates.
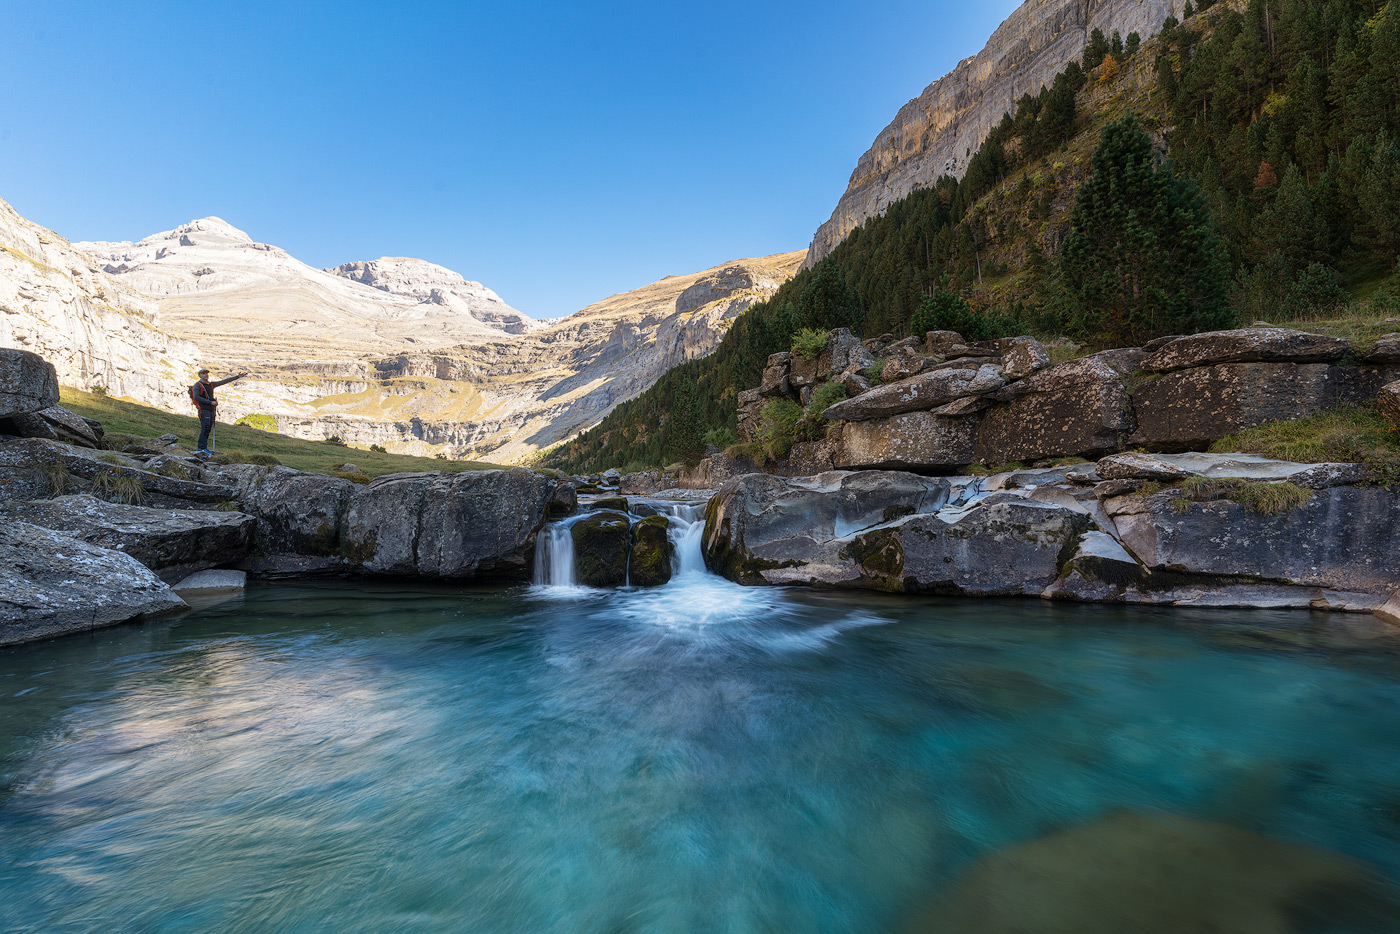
[1057,114,1233,345]
[1252,163,1327,271]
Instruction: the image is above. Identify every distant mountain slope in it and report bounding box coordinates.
[0,198,199,409]
[803,0,1179,268]
[78,218,530,365]
[327,257,533,334]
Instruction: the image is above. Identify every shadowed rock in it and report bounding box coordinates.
[629,515,673,587]
[824,365,1004,421]
[0,348,59,419]
[5,405,103,448]
[1142,327,1349,372]
[571,511,632,587]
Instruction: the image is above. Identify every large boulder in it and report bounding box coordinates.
[1141,327,1348,372]
[0,348,59,419]
[1380,380,1400,429]
[1361,334,1400,363]
[976,352,1138,463]
[1,521,186,647]
[5,405,103,448]
[1105,485,1400,595]
[836,411,978,472]
[571,511,632,587]
[1130,363,1367,451]
[344,468,553,578]
[703,471,957,585]
[629,515,673,587]
[215,464,356,568]
[0,494,254,582]
[999,336,1051,380]
[823,365,1004,421]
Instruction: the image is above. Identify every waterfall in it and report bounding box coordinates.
[533,523,578,588]
[663,504,707,576]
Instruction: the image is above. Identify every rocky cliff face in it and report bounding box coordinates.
[326,257,534,334]
[803,0,1181,268]
[0,198,200,409]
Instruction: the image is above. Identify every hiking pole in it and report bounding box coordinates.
[211,419,217,454]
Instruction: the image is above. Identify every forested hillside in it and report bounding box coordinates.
[546,0,1400,474]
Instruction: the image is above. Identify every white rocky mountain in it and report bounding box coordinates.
[2,202,801,463]
[77,218,531,364]
[803,0,1182,267]
[0,198,199,410]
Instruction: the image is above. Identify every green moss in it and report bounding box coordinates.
[331,469,372,485]
[571,512,631,587]
[841,528,906,590]
[882,504,916,522]
[343,529,376,563]
[629,515,673,587]
[592,497,630,512]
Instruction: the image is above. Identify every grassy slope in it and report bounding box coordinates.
[60,387,507,478]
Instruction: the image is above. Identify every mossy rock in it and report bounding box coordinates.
[571,511,631,587]
[592,496,630,513]
[630,515,673,587]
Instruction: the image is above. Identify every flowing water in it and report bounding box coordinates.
[3,503,1400,932]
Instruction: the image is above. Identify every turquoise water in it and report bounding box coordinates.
[2,574,1400,932]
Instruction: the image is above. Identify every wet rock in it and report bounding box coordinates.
[1142,327,1349,372]
[824,365,1004,421]
[997,337,1050,380]
[629,515,673,587]
[1380,380,1400,429]
[172,568,246,597]
[1106,485,1400,596]
[6,405,103,448]
[0,348,59,418]
[836,411,978,472]
[913,810,1393,934]
[571,510,632,587]
[345,468,553,579]
[1377,592,1400,627]
[0,521,186,647]
[592,496,630,512]
[1361,334,1400,363]
[977,352,1135,463]
[0,494,254,582]
[1130,363,1368,451]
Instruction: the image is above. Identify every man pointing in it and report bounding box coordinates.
[191,368,247,454]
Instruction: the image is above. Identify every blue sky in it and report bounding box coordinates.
[1,1,1021,318]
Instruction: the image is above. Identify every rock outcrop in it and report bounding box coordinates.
[0,521,186,647]
[703,455,1400,619]
[803,0,1181,267]
[571,511,632,587]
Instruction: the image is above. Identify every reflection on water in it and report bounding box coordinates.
[1,576,1399,933]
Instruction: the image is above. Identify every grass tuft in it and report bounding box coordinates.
[1177,477,1313,516]
[41,463,73,497]
[92,472,144,505]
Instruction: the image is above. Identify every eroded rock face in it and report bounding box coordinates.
[1130,363,1364,451]
[0,348,60,418]
[5,405,103,448]
[1142,327,1350,372]
[571,511,632,587]
[345,468,553,578]
[0,494,254,583]
[0,521,186,647]
[214,464,356,562]
[1380,380,1400,429]
[823,365,1004,421]
[836,412,978,472]
[976,353,1136,463]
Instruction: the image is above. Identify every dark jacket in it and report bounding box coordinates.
[192,376,238,412]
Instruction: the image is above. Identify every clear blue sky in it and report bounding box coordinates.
[1,1,1020,318]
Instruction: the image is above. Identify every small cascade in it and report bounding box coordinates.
[662,503,707,576]
[533,523,578,588]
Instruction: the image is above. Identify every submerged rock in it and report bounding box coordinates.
[908,810,1395,934]
[571,510,631,587]
[629,515,673,587]
[0,521,186,646]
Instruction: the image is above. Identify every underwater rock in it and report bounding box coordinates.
[906,810,1397,934]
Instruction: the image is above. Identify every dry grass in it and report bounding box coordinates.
[92,472,145,505]
[1172,477,1313,516]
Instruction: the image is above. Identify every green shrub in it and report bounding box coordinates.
[324,435,347,446]
[369,444,387,453]
[724,442,769,468]
[912,287,1023,342]
[89,384,107,396]
[807,381,848,420]
[790,328,828,360]
[862,357,886,384]
[757,399,803,460]
[702,427,738,448]
[234,413,278,433]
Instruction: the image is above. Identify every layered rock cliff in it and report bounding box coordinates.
[803,0,1181,268]
[0,198,200,410]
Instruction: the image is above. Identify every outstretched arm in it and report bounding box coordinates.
[212,372,248,387]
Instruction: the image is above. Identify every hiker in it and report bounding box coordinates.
[190,368,247,453]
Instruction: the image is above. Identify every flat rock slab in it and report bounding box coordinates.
[0,438,236,505]
[823,365,1004,421]
[1095,452,1366,487]
[1,520,186,647]
[1142,327,1348,372]
[6,405,103,448]
[836,411,978,471]
[0,348,59,418]
[173,568,247,595]
[1361,334,1400,363]
[0,494,255,582]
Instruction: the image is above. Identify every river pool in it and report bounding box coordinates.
[3,526,1400,932]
